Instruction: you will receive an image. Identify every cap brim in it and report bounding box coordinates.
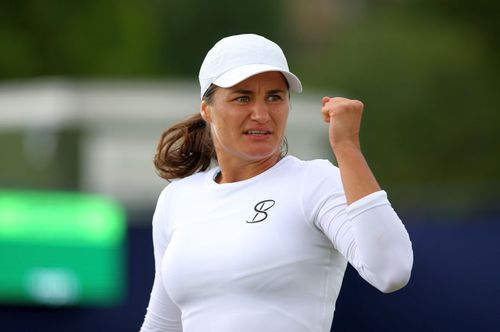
[213,64,302,93]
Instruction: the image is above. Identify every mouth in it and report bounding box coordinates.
[244,130,272,136]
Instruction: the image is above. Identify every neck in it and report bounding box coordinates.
[215,153,282,184]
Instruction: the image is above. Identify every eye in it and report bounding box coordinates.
[234,96,250,103]
[267,94,282,102]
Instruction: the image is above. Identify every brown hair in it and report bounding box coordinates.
[154,85,218,181]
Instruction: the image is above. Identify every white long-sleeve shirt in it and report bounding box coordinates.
[141,156,413,332]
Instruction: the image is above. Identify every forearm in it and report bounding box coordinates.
[333,142,381,205]
[141,276,183,331]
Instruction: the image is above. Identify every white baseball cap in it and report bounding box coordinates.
[198,34,303,99]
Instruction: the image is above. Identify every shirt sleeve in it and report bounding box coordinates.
[302,160,413,293]
[140,186,183,331]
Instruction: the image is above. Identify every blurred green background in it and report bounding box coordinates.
[1,0,498,217]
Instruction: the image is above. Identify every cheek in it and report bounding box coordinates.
[216,109,245,128]
[211,111,241,140]
[274,109,289,129]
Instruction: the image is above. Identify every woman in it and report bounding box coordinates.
[140,34,413,332]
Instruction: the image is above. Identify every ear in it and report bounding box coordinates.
[200,100,212,123]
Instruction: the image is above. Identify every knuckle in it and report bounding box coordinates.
[353,100,364,108]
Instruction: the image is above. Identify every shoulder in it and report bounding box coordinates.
[164,168,212,191]
[155,169,212,207]
[153,170,213,231]
[173,169,209,186]
[283,155,340,178]
[283,156,343,197]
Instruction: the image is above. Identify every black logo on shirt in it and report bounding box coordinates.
[246,200,275,223]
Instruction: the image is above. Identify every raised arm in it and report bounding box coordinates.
[319,96,413,293]
[321,96,380,204]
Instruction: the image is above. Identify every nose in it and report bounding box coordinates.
[250,100,271,123]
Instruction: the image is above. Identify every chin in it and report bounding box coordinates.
[241,149,280,161]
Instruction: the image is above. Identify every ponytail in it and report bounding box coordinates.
[154,113,215,181]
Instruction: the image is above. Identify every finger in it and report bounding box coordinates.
[321,107,331,123]
[327,97,352,105]
[322,96,330,106]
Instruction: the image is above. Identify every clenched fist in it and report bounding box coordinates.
[321,96,364,152]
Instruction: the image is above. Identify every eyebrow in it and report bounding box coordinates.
[230,89,286,95]
[267,89,286,95]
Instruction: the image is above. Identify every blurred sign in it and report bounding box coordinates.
[0,190,126,306]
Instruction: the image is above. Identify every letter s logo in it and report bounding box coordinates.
[246,200,275,223]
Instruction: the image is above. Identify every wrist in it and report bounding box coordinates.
[331,140,361,156]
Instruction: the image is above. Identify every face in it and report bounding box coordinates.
[201,71,290,165]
